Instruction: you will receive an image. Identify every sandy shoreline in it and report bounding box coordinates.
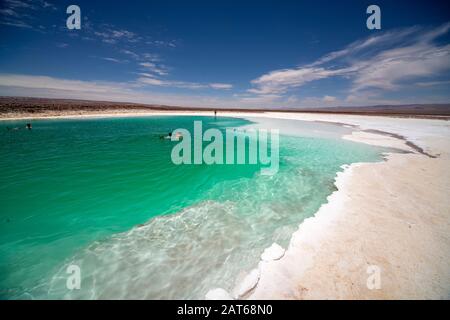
[2,111,449,299]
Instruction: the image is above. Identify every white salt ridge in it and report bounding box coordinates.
[232,268,261,299]
[261,243,285,261]
[227,243,286,299]
[205,288,233,300]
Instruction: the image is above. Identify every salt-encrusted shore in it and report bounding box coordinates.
[241,151,450,299]
[230,113,450,300]
[2,111,449,299]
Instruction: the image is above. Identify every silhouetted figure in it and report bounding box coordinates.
[214,110,217,120]
[26,123,32,130]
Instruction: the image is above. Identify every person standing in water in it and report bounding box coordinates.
[214,110,217,120]
[26,123,32,130]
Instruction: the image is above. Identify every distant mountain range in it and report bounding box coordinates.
[291,104,450,116]
[1,96,449,118]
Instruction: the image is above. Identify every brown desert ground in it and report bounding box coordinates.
[1,96,450,119]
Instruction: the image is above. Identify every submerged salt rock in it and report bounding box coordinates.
[205,288,233,300]
[261,243,285,262]
[234,268,260,299]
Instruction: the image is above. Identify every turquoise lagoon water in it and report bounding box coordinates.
[0,116,391,299]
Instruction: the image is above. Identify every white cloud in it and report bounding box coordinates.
[137,77,166,86]
[139,62,169,76]
[248,23,450,100]
[209,83,233,90]
[350,43,450,92]
[0,74,238,108]
[145,40,177,48]
[42,1,56,10]
[137,76,233,90]
[94,28,139,44]
[120,50,140,60]
[249,67,352,95]
[238,94,282,105]
[322,95,336,102]
[415,80,450,87]
[1,73,446,110]
[0,0,57,29]
[102,57,125,64]
[0,73,233,97]
[0,8,20,17]
[120,50,161,65]
[0,74,134,94]
[142,53,160,62]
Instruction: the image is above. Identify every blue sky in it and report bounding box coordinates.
[0,0,449,108]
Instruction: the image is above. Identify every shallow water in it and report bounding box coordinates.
[0,116,390,299]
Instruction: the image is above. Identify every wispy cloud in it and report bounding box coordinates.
[0,0,57,29]
[88,24,176,49]
[137,76,232,90]
[248,23,450,102]
[350,24,450,93]
[94,29,139,44]
[209,83,233,90]
[415,80,450,87]
[83,25,222,92]
[42,1,57,10]
[0,73,236,108]
[102,57,126,64]
[134,53,233,91]
[0,73,233,104]
[322,95,336,102]
[145,39,178,48]
[139,62,169,76]
[120,50,161,63]
[0,74,133,94]
[248,67,352,95]
[120,49,140,60]
[0,73,444,109]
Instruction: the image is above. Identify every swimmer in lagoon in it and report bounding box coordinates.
[160,132,183,140]
[6,123,32,131]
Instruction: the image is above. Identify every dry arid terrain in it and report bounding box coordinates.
[1,96,450,120]
[0,96,187,118]
[0,97,263,119]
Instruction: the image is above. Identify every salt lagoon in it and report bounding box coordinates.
[0,115,393,299]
